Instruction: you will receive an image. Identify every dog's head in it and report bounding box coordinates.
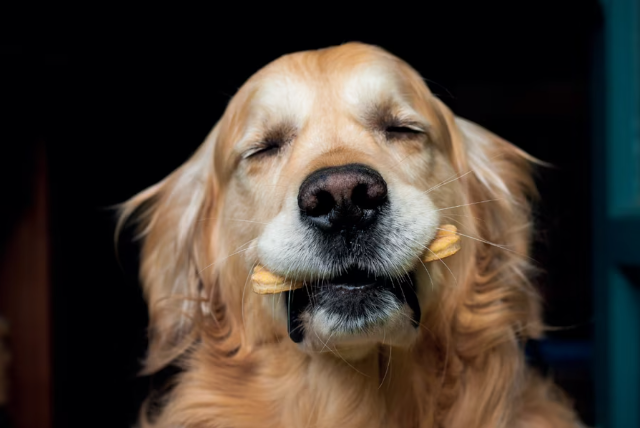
[121,43,541,371]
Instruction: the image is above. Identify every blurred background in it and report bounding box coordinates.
[1,1,639,427]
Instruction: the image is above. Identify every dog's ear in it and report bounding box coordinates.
[432,97,544,347]
[460,115,545,343]
[429,99,548,425]
[117,124,219,374]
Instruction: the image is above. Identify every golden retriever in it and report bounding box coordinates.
[119,42,583,427]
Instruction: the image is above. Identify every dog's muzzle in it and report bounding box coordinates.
[284,163,420,343]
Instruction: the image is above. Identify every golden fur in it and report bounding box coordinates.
[119,43,584,427]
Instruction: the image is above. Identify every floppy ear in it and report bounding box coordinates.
[431,97,545,349]
[117,124,218,374]
[424,99,551,426]
[458,114,544,344]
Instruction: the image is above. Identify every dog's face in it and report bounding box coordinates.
[213,43,466,354]
[125,42,537,366]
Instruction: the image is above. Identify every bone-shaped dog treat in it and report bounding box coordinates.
[251,224,461,294]
[251,265,305,294]
[421,224,461,262]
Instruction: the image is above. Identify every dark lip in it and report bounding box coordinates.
[317,268,388,290]
[285,268,421,343]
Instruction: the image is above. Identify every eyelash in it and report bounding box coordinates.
[384,123,425,139]
[244,140,283,159]
[386,125,422,134]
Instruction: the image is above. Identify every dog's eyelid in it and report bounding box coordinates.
[239,123,297,160]
[384,120,431,137]
[387,123,426,133]
[379,110,429,132]
[242,140,282,159]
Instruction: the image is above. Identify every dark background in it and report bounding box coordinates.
[2,3,601,427]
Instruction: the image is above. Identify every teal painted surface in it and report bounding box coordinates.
[608,268,640,427]
[604,0,640,216]
[607,217,640,265]
[595,0,640,426]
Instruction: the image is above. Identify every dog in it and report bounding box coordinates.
[119,42,583,427]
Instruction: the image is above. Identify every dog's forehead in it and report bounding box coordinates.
[249,71,315,120]
[245,45,414,117]
[341,63,407,108]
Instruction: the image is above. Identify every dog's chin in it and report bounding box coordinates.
[284,269,421,357]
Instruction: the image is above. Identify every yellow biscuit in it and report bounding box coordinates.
[422,225,461,262]
[251,265,304,294]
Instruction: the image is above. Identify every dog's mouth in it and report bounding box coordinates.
[284,267,420,343]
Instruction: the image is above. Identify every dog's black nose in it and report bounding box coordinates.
[298,163,388,233]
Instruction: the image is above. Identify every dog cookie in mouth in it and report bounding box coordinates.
[422,224,461,262]
[251,224,461,295]
[250,265,305,295]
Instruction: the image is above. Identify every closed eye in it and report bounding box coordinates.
[242,124,296,160]
[385,124,425,139]
[244,140,282,159]
[385,125,423,135]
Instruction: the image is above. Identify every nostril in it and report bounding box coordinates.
[307,190,335,217]
[351,182,387,210]
[351,183,370,209]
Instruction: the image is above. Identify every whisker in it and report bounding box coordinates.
[421,170,459,193]
[310,329,335,355]
[440,213,484,220]
[418,257,436,293]
[378,340,391,389]
[424,246,457,282]
[303,280,315,311]
[432,198,504,212]
[436,227,509,250]
[387,153,415,171]
[422,169,474,196]
[439,215,465,228]
[306,324,370,377]
[231,219,270,225]
[319,331,335,354]
[435,227,537,263]
[422,153,509,197]
[397,266,410,303]
[198,242,256,275]
[198,217,270,225]
[406,236,457,283]
[307,275,319,313]
[388,151,419,181]
[329,344,371,378]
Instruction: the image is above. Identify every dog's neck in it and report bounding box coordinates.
[157,333,442,428]
[151,321,579,428]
